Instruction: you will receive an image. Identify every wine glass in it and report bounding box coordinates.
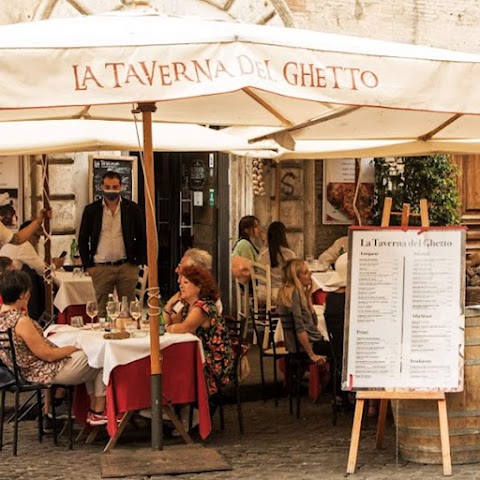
[86,300,98,329]
[106,300,120,331]
[130,300,142,330]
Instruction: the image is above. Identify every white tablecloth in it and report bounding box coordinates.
[311,270,340,293]
[45,325,203,385]
[53,271,96,312]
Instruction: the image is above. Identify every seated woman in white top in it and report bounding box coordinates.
[258,221,296,303]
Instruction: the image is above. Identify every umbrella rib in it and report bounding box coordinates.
[249,105,361,143]
[73,106,92,119]
[417,113,463,141]
[242,87,293,127]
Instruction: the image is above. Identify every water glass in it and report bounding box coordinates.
[86,300,98,327]
[71,316,84,328]
[130,300,142,329]
[106,301,120,332]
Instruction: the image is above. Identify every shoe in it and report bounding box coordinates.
[43,415,54,434]
[47,401,74,420]
[86,410,108,426]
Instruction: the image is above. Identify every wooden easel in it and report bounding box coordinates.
[346,197,452,476]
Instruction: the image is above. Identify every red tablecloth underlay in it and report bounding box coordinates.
[73,341,211,440]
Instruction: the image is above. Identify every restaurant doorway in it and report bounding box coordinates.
[135,151,231,308]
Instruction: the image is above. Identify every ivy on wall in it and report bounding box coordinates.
[372,155,460,226]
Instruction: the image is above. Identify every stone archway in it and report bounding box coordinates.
[30,0,294,27]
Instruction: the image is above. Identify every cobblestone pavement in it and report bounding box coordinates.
[1,396,480,480]
[1,347,479,480]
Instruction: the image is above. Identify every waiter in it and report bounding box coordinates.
[78,171,146,317]
[0,209,48,248]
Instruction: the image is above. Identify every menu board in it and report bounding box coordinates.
[89,155,137,202]
[343,227,466,392]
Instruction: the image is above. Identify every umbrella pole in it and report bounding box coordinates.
[138,102,162,450]
[41,154,54,318]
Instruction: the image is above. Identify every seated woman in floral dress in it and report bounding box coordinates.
[165,265,234,401]
[0,270,107,426]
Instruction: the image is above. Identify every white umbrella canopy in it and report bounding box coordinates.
[1,7,480,125]
[0,119,264,155]
[225,126,480,160]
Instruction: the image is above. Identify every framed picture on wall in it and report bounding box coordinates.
[0,156,22,230]
[322,158,375,225]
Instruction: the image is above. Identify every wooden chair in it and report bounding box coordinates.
[135,265,149,304]
[278,313,338,424]
[250,263,288,405]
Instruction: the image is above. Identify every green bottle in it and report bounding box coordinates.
[159,308,165,336]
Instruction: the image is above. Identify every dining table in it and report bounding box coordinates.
[52,270,96,324]
[45,326,211,449]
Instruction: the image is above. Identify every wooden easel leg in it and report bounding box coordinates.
[376,399,388,448]
[103,411,133,452]
[437,399,452,476]
[347,398,365,474]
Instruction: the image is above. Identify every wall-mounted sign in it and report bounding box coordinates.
[190,159,206,190]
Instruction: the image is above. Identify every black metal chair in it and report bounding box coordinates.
[224,316,246,433]
[276,312,338,425]
[50,384,74,450]
[0,328,46,455]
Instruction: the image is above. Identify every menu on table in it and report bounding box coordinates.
[343,227,466,392]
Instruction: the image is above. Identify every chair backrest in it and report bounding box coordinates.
[38,311,58,330]
[275,311,301,354]
[235,278,249,322]
[135,265,149,304]
[0,328,22,387]
[225,316,249,380]
[250,262,272,313]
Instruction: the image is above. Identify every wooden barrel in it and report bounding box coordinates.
[394,312,480,464]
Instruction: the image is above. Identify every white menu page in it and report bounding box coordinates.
[343,228,465,391]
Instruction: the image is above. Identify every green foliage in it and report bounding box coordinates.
[372,155,460,226]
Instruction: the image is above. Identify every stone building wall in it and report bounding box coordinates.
[287,0,480,53]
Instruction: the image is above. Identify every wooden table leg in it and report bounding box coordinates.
[103,411,133,452]
[347,398,365,474]
[163,405,193,444]
[85,426,101,445]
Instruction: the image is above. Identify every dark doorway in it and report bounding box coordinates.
[134,150,229,307]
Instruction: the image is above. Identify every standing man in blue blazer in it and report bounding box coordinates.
[79,171,146,317]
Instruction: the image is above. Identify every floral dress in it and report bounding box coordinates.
[0,309,67,385]
[184,299,234,396]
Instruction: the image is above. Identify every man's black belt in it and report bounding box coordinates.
[95,259,128,266]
